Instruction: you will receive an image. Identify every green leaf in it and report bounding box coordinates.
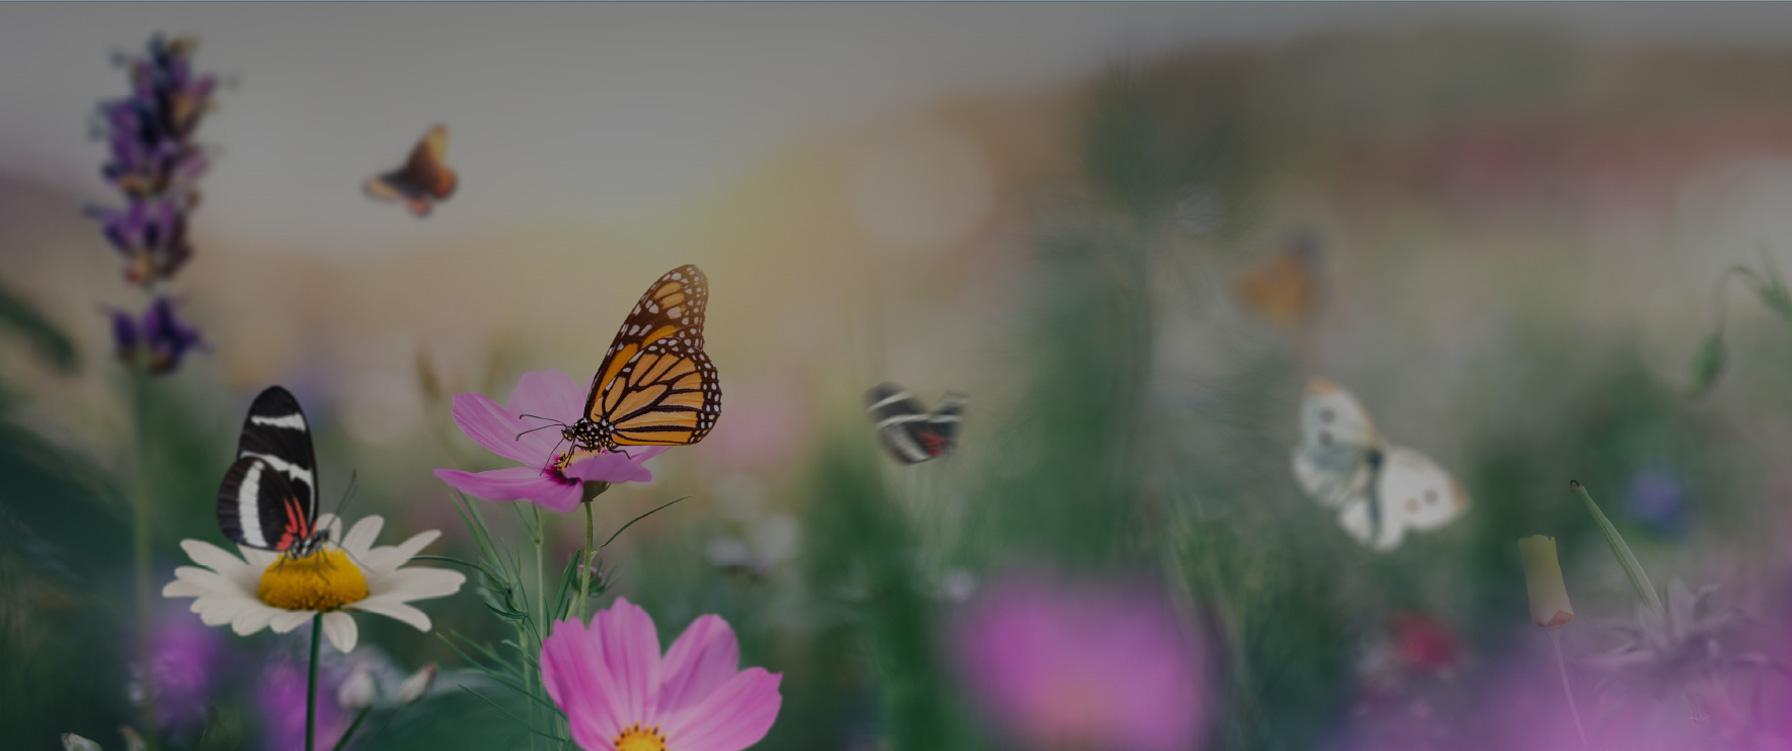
[1570,480,1663,614]
[0,283,78,374]
[1687,330,1726,398]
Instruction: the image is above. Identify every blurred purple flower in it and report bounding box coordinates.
[1625,468,1688,534]
[110,297,203,374]
[88,199,193,285]
[258,658,347,751]
[432,369,669,512]
[951,572,1212,751]
[136,606,227,733]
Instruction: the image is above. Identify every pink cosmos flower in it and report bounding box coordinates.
[433,370,668,512]
[952,573,1212,751]
[540,597,782,751]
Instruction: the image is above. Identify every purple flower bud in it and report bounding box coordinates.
[110,297,203,375]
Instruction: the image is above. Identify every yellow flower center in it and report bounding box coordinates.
[614,723,667,751]
[256,549,369,611]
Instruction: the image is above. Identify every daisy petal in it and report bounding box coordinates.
[180,539,246,573]
[323,611,359,653]
[350,597,432,632]
[241,546,280,570]
[231,604,278,636]
[269,610,315,634]
[340,516,385,557]
[666,668,782,751]
[658,615,742,711]
[363,530,444,573]
[450,391,537,464]
[373,568,466,601]
[433,467,580,512]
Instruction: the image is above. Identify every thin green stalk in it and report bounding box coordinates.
[128,370,159,741]
[531,506,548,748]
[306,614,323,751]
[577,500,595,618]
[331,706,372,751]
[1570,481,1664,614]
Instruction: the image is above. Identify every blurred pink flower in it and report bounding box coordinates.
[540,597,782,751]
[952,573,1212,751]
[433,370,667,512]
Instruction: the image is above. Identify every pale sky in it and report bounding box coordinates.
[5,3,1792,253]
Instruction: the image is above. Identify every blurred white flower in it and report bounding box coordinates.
[337,667,376,709]
[61,733,101,751]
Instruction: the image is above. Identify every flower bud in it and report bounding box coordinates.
[399,663,438,704]
[1519,535,1574,628]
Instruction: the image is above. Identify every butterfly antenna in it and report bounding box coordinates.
[516,423,563,441]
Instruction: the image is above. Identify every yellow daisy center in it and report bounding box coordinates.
[614,723,667,751]
[256,549,369,611]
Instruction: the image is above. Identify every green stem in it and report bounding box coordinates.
[331,706,372,751]
[306,614,323,751]
[128,370,159,739]
[532,507,548,748]
[577,501,595,618]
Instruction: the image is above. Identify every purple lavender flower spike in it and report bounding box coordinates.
[111,297,203,374]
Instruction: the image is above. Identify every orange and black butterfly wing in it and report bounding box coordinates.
[584,264,722,447]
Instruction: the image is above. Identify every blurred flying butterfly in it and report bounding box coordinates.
[1290,378,1469,551]
[363,124,457,217]
[1234,230,1325,330]
[558,265,722,466]
[865,383,965,464]
[216,386,329,557]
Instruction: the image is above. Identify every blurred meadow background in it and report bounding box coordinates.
[11,3,1792,750]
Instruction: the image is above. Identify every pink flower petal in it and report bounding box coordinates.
[507,370,586,425]
[596,597,662,723]
[562,452,655,484]
[432,467,581,512]
[657,615,741,713]
[665,668,782,751]
[449,391,537,464]
[542,617,627,748]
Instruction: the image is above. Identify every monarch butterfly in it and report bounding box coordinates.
[558,265,722,467]
[216,386,330,557]
[363,124,457,217]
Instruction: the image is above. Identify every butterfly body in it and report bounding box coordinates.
[364,124,456,217]
[217,386,330,558]
[1291,379,1468,551]
[865,383,965,463]
[560,265,722,466]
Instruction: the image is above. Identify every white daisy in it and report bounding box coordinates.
[161,515,465,653]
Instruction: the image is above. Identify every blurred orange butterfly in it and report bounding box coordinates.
[1233,230,1325,330]
[558,265,722,467]
[363,124,457,217]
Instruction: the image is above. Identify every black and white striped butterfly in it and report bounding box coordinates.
[216,386,329,557]
[865,383,965,464]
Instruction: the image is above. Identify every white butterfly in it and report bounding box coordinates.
[1291,378,1470,551]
